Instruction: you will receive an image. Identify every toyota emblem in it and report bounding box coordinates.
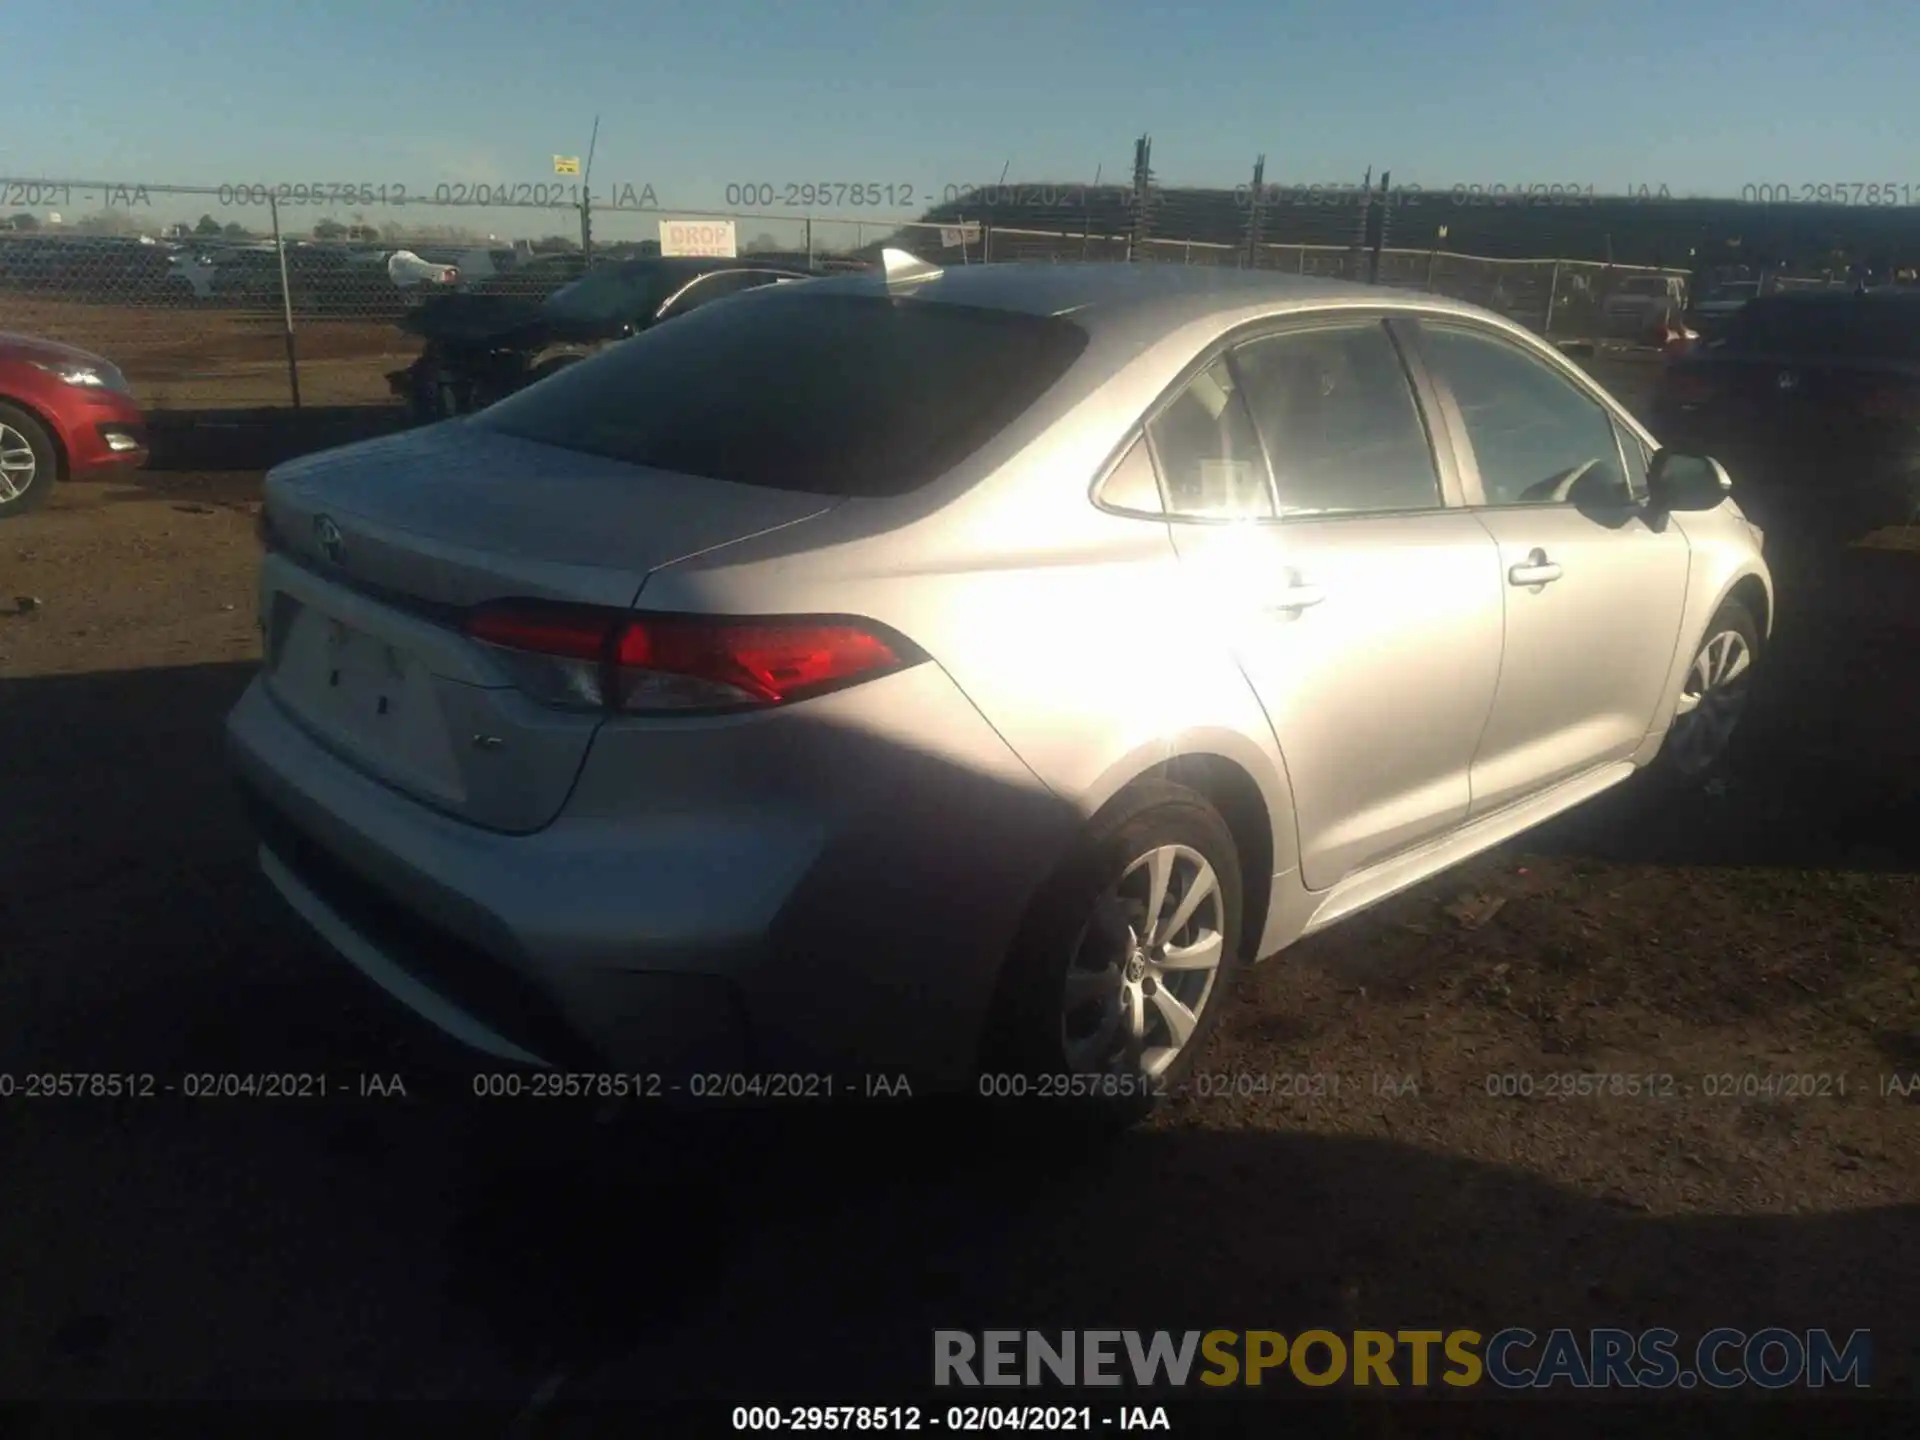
[1776,369,1800,392]
[314,515,345,566]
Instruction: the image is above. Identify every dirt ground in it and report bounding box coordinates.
[3,416,1919,1423]
[3,295,415,409]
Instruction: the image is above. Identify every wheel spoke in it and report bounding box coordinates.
[1158,930,1223,972]
[1139,848,1174,936]
[1147,985,1200,1048]
[1719,640,1752,685]
[1156,862,1218,947]
[1123,983,1147,1043]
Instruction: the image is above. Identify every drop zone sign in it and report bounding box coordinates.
[659,219,738,258]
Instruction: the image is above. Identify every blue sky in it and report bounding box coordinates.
[1,0,1913,230]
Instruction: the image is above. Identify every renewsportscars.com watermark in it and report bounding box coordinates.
[934,1328,1872,1391]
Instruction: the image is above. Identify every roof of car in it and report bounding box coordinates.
[793,260,1510,338]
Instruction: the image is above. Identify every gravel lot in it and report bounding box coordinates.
[3,407,1919,1425]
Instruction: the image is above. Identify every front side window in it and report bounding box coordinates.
[1145,357,1272,519]
[1231,321,1442,516]
[1418,323,1630,507]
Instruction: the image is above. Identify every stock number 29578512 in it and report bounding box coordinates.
[725,182,920,209]
[219,183,410,208]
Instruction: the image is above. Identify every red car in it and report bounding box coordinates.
[0,332,149,518]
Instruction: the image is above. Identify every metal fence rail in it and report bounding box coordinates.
[0,173,1737,411]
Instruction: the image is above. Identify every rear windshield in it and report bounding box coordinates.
[1616,277,1669,296]
[539,266,673,325]
[476,292,1090,496]
[1720,299,1920,359]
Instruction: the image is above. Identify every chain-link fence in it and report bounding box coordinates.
[0,171,1894,412]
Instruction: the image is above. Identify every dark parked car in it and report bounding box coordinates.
[389,255,832,421]
[1653,290,1920,541]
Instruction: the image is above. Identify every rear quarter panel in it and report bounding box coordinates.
[635,317,1304,935]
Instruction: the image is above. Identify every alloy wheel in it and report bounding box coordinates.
[1060,844,1227,1078]
[0,423,37,504]
[1668,628,1753,775]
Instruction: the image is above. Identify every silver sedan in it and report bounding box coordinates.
[227,258,1771,1112]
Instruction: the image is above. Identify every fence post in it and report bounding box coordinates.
[1543,260,1562,338]
[1367,170,1390,284]
[1595,233,1613,349]
[1426,247,1438,289]
[805,216,813,268]
[982,219,993,263]
[268,194,301,410]
[1297,246,1306,274]
[1245,154,1266,268]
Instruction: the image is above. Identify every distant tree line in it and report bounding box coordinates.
[913,187,1920,273]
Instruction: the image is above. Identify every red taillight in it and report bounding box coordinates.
[614,618,903,705]
[467,605,608,662]
[464,602,915,713]
[1857,384,1920,423]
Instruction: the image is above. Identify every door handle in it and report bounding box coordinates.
[1507,548,1562,587]
[1268,583,1325,612]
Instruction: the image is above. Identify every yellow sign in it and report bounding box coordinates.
[553,156,582,176]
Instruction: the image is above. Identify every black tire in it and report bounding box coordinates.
[1649,597,1760,789]
[0,400,57,520]
[979,779,1245,1127]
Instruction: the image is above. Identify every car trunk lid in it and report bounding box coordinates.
[258,421,840,831]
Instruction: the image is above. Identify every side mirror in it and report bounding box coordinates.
[1646,449,1734,513]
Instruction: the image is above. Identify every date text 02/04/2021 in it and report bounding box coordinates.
[0,1072,406,1099]
[208,182,659,210]
[730,1404,1172,1433]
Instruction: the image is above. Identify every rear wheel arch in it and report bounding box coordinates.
[1724,573,1770,645]
[1146,753,1275,963]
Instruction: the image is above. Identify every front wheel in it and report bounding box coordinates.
[980,780,1244,1126]
[0,401,57,519]
[1653,598,1759,785]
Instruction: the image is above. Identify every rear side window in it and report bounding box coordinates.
[1146,357,1273,518]
[477,292,1089,496]
[1231,322,1441,515]
[1721,299,1920,359]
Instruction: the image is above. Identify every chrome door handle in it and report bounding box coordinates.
[1268,583,1325,612]
[1508,549,1562,587]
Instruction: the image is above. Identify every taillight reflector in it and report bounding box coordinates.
[464,602,916,713]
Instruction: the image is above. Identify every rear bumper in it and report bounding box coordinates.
[225,666,1074,1089]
